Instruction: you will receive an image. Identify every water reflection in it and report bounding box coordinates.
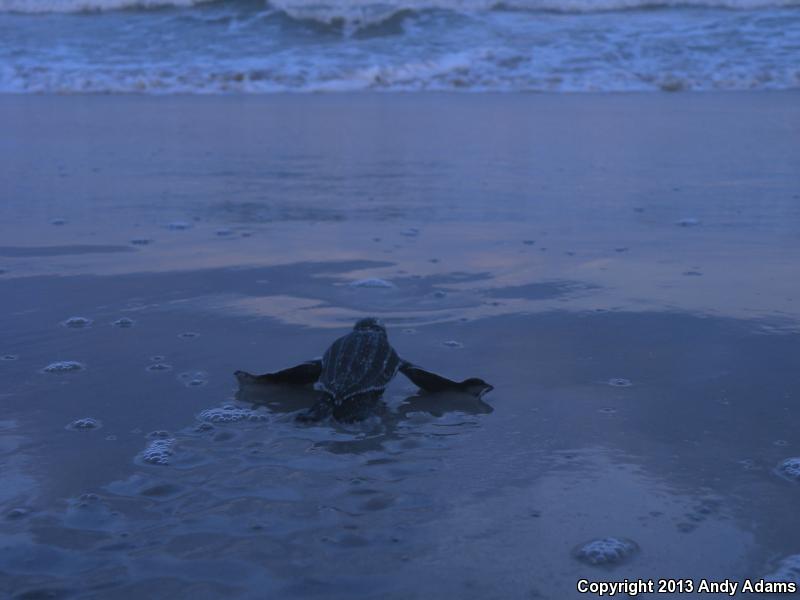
[235,379,494,455]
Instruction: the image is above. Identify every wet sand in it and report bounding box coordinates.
[1,92,800,599]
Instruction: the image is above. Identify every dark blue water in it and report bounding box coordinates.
[1,0,799,92]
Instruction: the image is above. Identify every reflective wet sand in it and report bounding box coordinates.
[1,92,799,599]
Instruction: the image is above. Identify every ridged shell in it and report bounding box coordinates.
[317,328,400,402]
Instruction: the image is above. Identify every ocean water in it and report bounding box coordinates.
[1,0,799,93]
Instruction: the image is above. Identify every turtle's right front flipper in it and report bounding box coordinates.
[235,359,322,386]
[399,361,493,398]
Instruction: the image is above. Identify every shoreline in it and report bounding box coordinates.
[3,88,799,97]
[2,90,798,327]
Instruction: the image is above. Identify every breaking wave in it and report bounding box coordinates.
[2,0,798,14]
[5,57,799,93]
[2,0,799,93]
[0,0,216,13]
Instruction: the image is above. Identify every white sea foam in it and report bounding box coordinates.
[43,360,85,373]
[198,405,270,423]
[146,362,173,372]
[350,278,395,288]
[0,0,215,13]
[166,221,191,230]
[776,457,800,482]
[5,51,798,94]
[66,417,103,430]
[62,316,93,328]
[267,0,800,32]
[139,438,175,465]
[3,0,797,15]
[574,537,639,565]
[2,0,799,93]
[765,555,800,584]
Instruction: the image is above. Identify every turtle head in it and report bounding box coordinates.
[460,378,494,398]
[353,317,386,334]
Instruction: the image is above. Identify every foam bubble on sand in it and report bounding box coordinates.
[166,221,191,230]
[179,370,208,387]
[608,377,632,387]
[50,218,66,226]
[401,228,420,237]
[677,218,701,227]
[443,340,463,348]
[77,492,99,504]
[776,457,800,482]
[2,354,18,361]
[112,317,135,328]
[146,363,173,372]
[139,438,175,466]
[43,360,84,373]
[739,458,758,471]
[350,278,395,288]
[178,331,199,339]
[198,405,270,424]
[67,417,103,431]
[574,537,639,566]
[764,555,800,584]
[61,316,93,328]
[5,507,30,520]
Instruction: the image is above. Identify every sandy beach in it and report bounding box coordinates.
[1,92,800,599]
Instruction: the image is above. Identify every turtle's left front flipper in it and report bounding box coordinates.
[399,361,493,398]
[235,360,322,386]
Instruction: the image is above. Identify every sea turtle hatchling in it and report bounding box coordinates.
[235,317,493,422]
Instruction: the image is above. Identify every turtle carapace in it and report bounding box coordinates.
[235,318,493,422]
